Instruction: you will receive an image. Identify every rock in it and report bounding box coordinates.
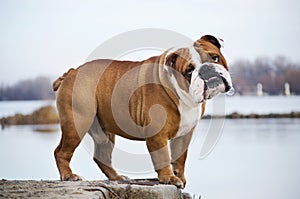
[0,179,192,199]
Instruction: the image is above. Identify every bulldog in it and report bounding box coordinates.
[53,35,234,188]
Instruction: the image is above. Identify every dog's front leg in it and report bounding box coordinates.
[170,130,193,188]
[146,135,184,188]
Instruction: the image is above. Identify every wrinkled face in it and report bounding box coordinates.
[164,35,234,103]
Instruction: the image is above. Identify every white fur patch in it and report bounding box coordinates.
[177,101,200,138]
[190,70,205,103]
[168,72,200,138]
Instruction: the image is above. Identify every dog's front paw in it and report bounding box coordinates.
[173,170,186,187]
[110,174,130,181]
[159,175,184,189]
[61,173,82,181]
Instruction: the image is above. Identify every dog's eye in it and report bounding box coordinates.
[184,64,195,78]
[211,55,220,63]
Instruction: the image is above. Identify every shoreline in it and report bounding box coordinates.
[1,105,300,128]
[202,111,300,119]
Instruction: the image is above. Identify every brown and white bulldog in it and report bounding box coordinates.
[53,35,233,188]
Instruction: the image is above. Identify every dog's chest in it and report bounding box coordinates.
[175,102,200,138]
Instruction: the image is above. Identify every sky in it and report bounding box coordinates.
[0,0,299,85]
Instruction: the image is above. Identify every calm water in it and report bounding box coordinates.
[0,96,300,199]
[0,96,299,117]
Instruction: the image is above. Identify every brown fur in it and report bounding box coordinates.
[53,35,228,188]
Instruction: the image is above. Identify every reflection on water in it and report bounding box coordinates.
[187,119,300,199]
[0,119,299,199]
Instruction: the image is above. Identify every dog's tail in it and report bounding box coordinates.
[52,68,75,91]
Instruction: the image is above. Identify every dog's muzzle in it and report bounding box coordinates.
[190,63,234,103]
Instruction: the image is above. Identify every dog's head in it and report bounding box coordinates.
[164,35,234,103]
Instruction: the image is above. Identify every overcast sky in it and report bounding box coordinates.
[1,0,299,84]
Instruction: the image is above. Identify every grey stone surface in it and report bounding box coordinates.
[0,179,192,199]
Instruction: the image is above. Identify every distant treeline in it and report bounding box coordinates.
[0,56,299,100]
[231,56,300,95]
[0,76,55,100]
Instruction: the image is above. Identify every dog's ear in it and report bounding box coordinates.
[199,35,222,49]
[164,52,178,68]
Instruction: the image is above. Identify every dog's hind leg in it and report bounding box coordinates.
[54,117,82,181]
[54,108,96,181]
[54,103,96,181]
[93,135,129,181]
[54,70,96,181]
[89,118,129,181]
[54,63,104,181]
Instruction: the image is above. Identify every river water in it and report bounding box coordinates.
[0,96,300,199]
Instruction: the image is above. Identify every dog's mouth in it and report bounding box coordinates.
[202,76,234,99]
[191,63,234,103]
